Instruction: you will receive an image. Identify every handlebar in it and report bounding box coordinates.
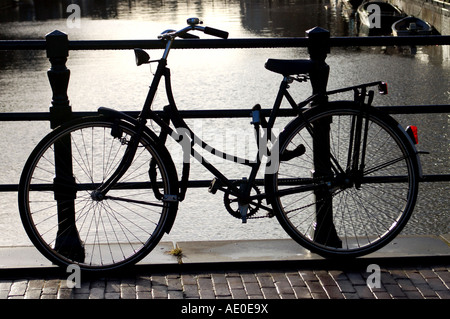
[204,26,229,39]
[158,18,229,40]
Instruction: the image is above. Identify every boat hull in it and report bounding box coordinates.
[392,16,433,36]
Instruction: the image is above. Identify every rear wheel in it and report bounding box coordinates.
[267,103,419,258]
[18,117,178,272]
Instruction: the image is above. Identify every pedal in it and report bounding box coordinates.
[163,194,179,202]
[239,204,249,224]
[208,177,220,194]
[280,144,306,161]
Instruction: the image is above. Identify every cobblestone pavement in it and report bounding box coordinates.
[0,263,449,300]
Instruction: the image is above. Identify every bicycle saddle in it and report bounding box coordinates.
[265,59,313,76]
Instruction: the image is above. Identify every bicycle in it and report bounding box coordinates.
[18,18,421,272]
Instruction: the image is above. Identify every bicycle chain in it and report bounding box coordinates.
[223,182,344,220]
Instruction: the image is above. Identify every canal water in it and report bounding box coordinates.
[0,0,448,246]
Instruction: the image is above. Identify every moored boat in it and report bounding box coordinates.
[392,16,433,36]
[357,1,406,36]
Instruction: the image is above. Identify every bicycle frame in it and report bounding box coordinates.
[141,58,291,205]
[97,32,389,213]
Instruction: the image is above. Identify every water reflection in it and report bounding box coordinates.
[0,0,248,24]
[0,0,378,38]
[1,0,337,35]
[240,0,338,37]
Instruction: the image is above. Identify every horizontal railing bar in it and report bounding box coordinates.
[329,35,450,47]
[1,35,449,51]
[1,174,448,192]
[69,38,309,50]
[0,40,46,50]
[1,104,449,121]
[0,112,51,121]
[376,105,450,114]
[420,175,450,183]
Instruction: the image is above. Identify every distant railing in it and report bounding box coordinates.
[0,30,449,194]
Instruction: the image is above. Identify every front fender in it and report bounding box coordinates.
[97,107,180,234]
[98,107,159,142]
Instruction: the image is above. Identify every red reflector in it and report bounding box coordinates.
[378,82,388,95]
[406,125,419,144]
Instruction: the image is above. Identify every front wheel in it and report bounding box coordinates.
[266,102,419,258]
[18,116,179,272]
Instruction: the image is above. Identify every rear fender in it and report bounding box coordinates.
[397,123,424,180]
[263,101,423,202]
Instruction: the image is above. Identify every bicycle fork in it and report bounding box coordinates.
[91,118,146,201]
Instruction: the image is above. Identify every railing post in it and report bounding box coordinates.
[46,30,85,262]
[46,30,72,128]
[306,27,342,248]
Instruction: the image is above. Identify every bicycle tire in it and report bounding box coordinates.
[265,102,419,258]
[18,116,179,272]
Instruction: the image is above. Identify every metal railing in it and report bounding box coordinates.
[2,34,450,50]
[1,29,449,194]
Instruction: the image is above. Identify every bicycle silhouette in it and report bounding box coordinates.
[19,18,421,272]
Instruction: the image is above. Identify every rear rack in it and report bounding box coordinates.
[296,81,387,109]
[326,81,388,96]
